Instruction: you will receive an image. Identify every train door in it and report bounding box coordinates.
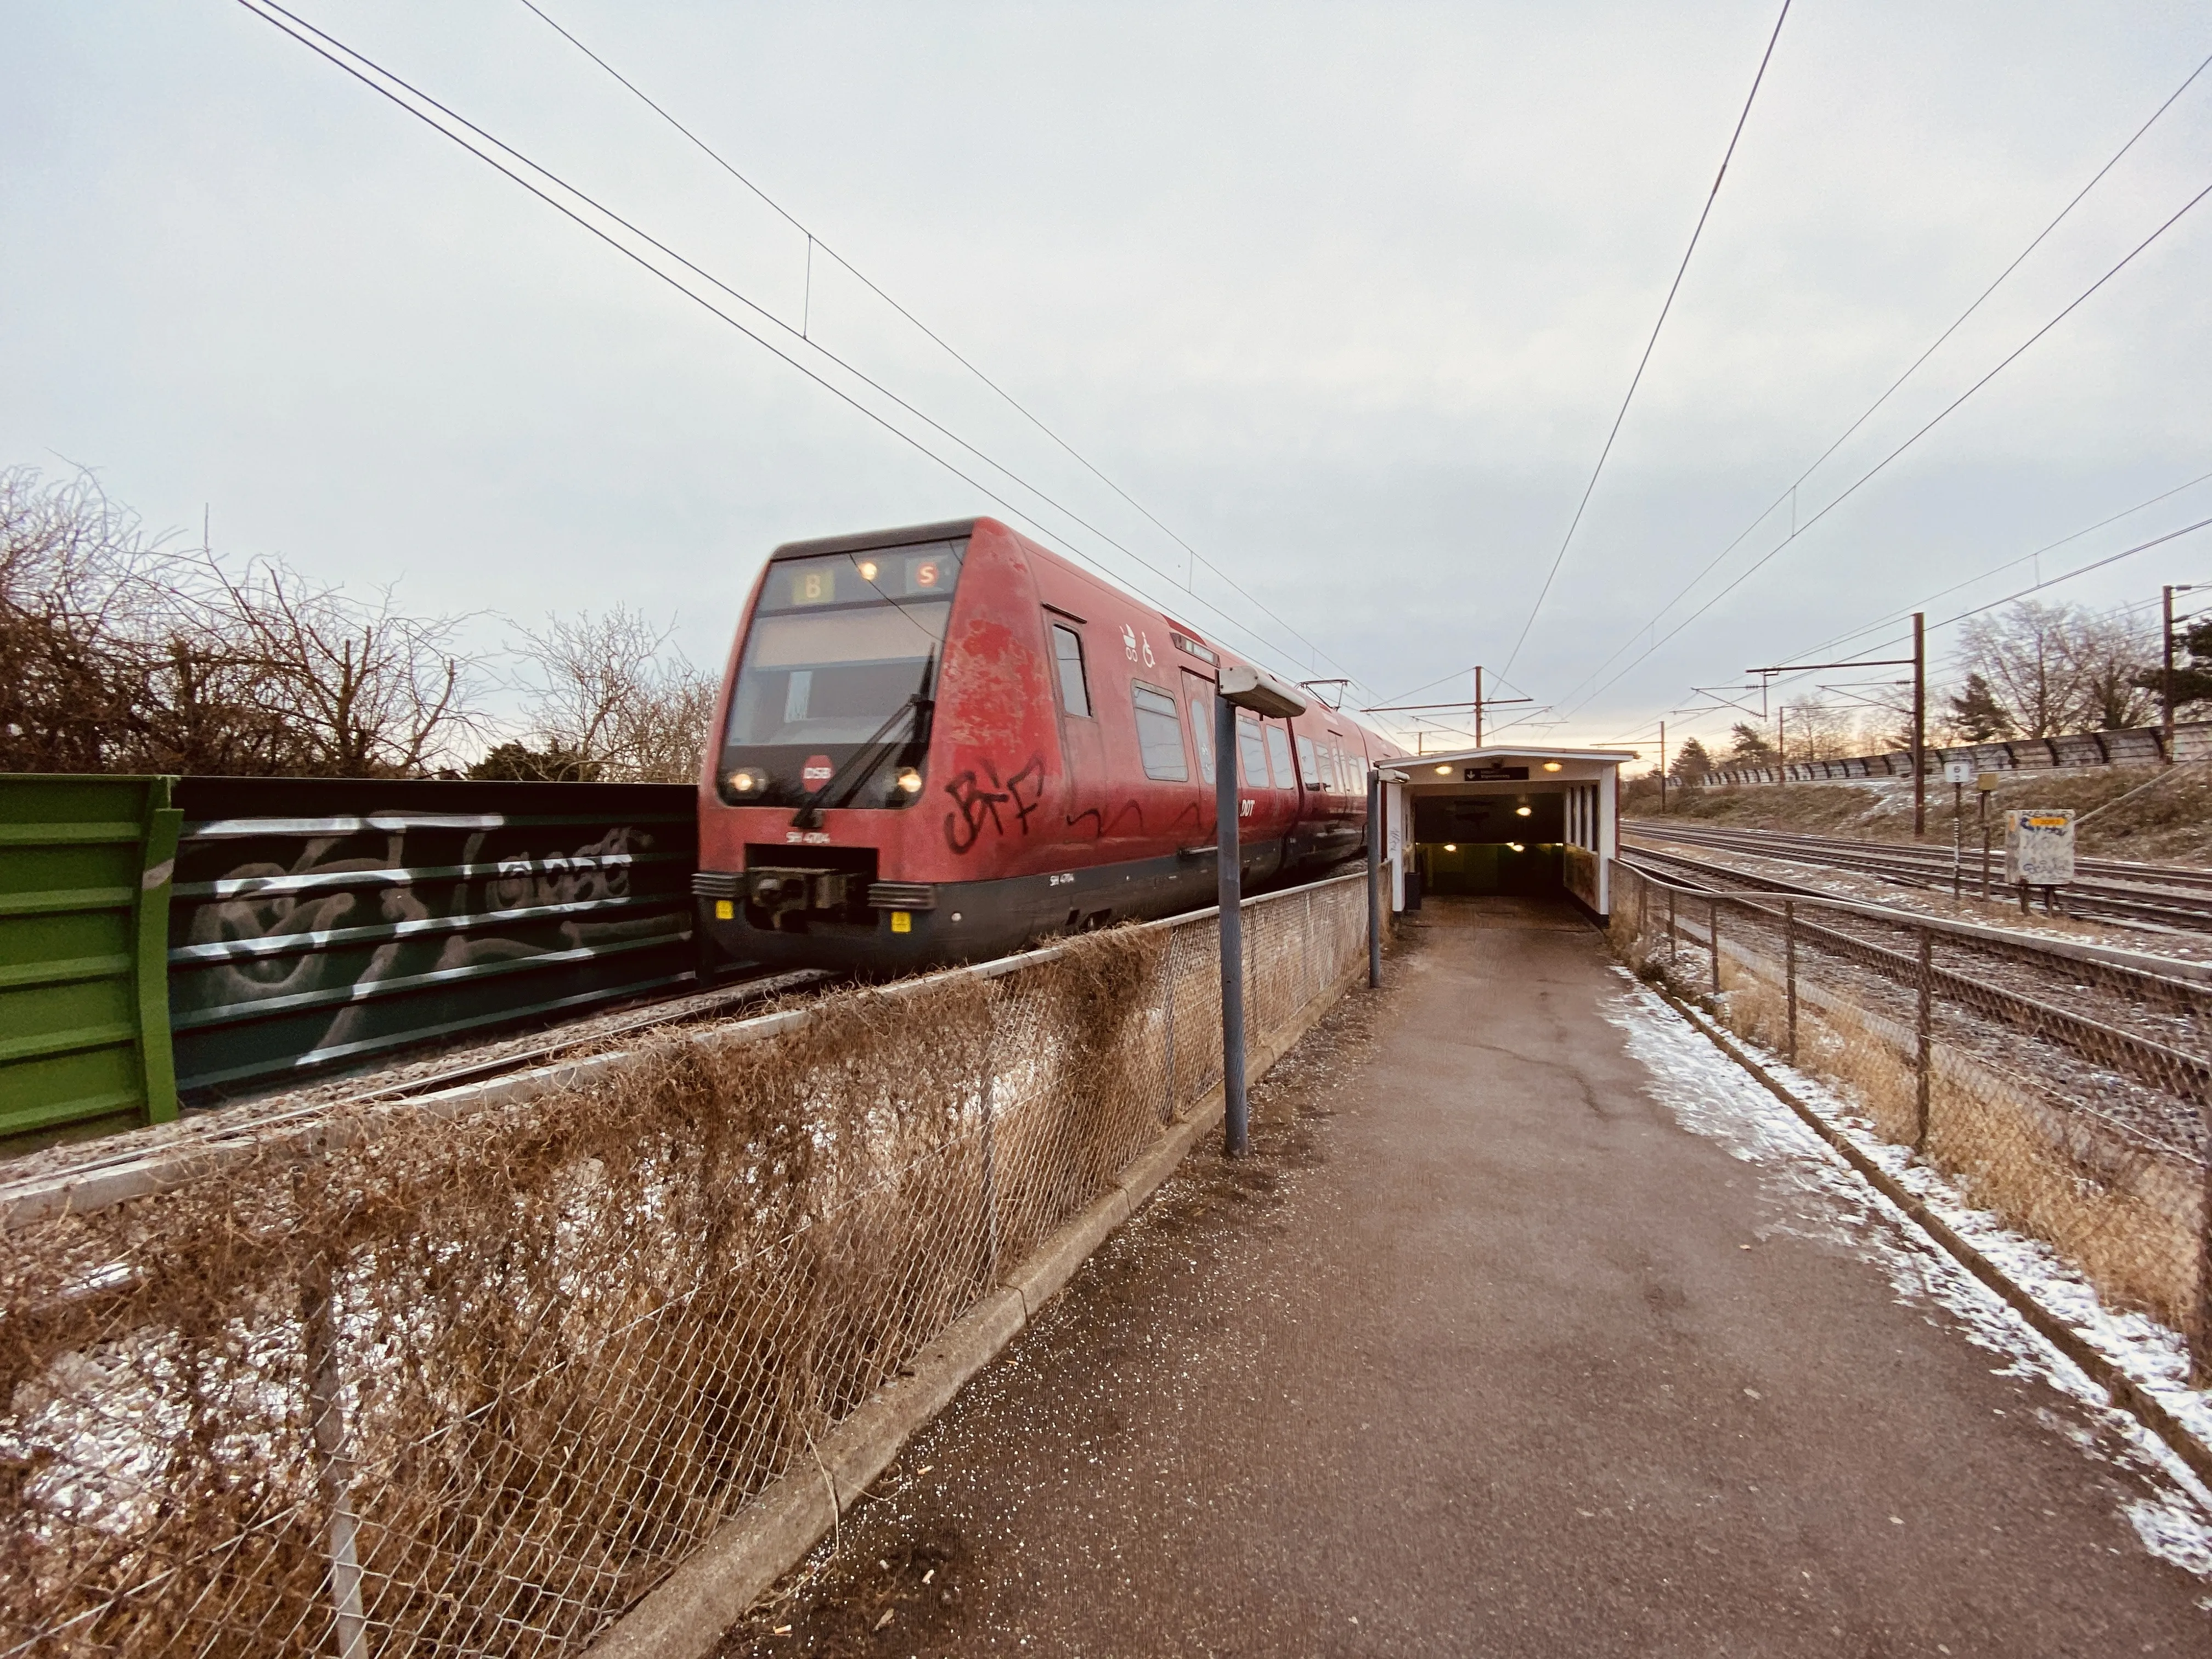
[1181,669,1218,829]
[1234,709,1285,882]
[1046,613,1104,843]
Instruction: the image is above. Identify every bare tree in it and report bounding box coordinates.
[2063,608,2157,730]
[198,556,482,776]
[1,464,484,777]
[1955,601,2081,738]
[0,465,156,771]
[1954,600,2157,738]
[1779,697,1865,761]
[511,607,716,783]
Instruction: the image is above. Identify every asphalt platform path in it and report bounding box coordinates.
[722,897,2211,1657]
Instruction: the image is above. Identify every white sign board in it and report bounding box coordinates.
[2005,810,2075,887]
[1942,759,1975,785]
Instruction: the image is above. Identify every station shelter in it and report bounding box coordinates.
[1378,746,1638,918]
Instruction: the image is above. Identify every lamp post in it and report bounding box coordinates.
[1368,767,1406,990]
[1215,664,1307,1156]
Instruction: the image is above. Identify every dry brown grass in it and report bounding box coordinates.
[1627,763,2212,865]
[1696,950,2200,1334]
[0,923,1198,1656]
[0,876,1376,1656]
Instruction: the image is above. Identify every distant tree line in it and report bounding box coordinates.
[1660,596,2196,786]
[0,465,714,782]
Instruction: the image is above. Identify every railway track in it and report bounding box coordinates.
[1621,844,2212,1159]
[1624,818,2212,934]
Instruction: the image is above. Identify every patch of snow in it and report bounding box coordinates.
[1602,969,2212,1582]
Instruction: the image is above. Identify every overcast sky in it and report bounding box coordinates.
[5,2,2209,755]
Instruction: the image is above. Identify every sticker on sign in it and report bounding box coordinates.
[2004,809,2074,886]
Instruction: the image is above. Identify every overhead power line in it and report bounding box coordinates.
[235,0,1378,702]
[1498,0,1793,678]
[513,0,1367,698]
[1770,462,2212,672]
[1549,46,2212,718]
[1558,170,2212,723]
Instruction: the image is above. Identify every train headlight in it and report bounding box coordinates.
[857,558,880,582]
[729,770,759,793]
[895,767,924,794]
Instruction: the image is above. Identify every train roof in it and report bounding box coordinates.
[767,518,980,560]
[760,515,1403,754]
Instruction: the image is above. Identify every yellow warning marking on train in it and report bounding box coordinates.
[890,910,912,933]
[714,900,734,920]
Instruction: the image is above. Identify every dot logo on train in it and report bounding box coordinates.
[695,516,1406,974]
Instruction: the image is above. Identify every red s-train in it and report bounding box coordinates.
[693,516,1404,974]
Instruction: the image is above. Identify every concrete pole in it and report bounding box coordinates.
[1216,694,1248,1156]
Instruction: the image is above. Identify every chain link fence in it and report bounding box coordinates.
[1609,857,2212,1381]
[0,872,1373,1657]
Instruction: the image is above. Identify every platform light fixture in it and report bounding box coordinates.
[1444,843,1457,853]
[1542,761,1562,772]
[1515,805,1533,817]
[1508,842,1525,852]
[1434,764,1451,775]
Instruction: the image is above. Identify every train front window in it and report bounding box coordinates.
[729,605,949,746]
[718,542,963,806]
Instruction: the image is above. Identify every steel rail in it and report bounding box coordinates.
[1629,818,2212,895]
[1626,820,2212,930]
[1621,850,2212,1106]
[1636,819,2212,893]
[1622,843,2212,1004]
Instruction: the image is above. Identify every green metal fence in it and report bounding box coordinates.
[0,775,180,1142]
[0,774,703,1149]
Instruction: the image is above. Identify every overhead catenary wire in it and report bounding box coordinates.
[1558,172,2212,725]
[513,0,1370,700]
[235,0,1376,704]
[1765,463,2212,674]
[1550,47,2212,719]
[1706,516,2212,718]
[1497,0,1793,678]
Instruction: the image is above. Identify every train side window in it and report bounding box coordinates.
[1295,734,1321,789]
[1131,684,1189,781]
[1051,624,1091,717]
[1236,710,1270,788]
[1183,675,1216,785]
[1263,724,1295,789]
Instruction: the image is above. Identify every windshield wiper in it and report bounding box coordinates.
[790,681,934,830]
